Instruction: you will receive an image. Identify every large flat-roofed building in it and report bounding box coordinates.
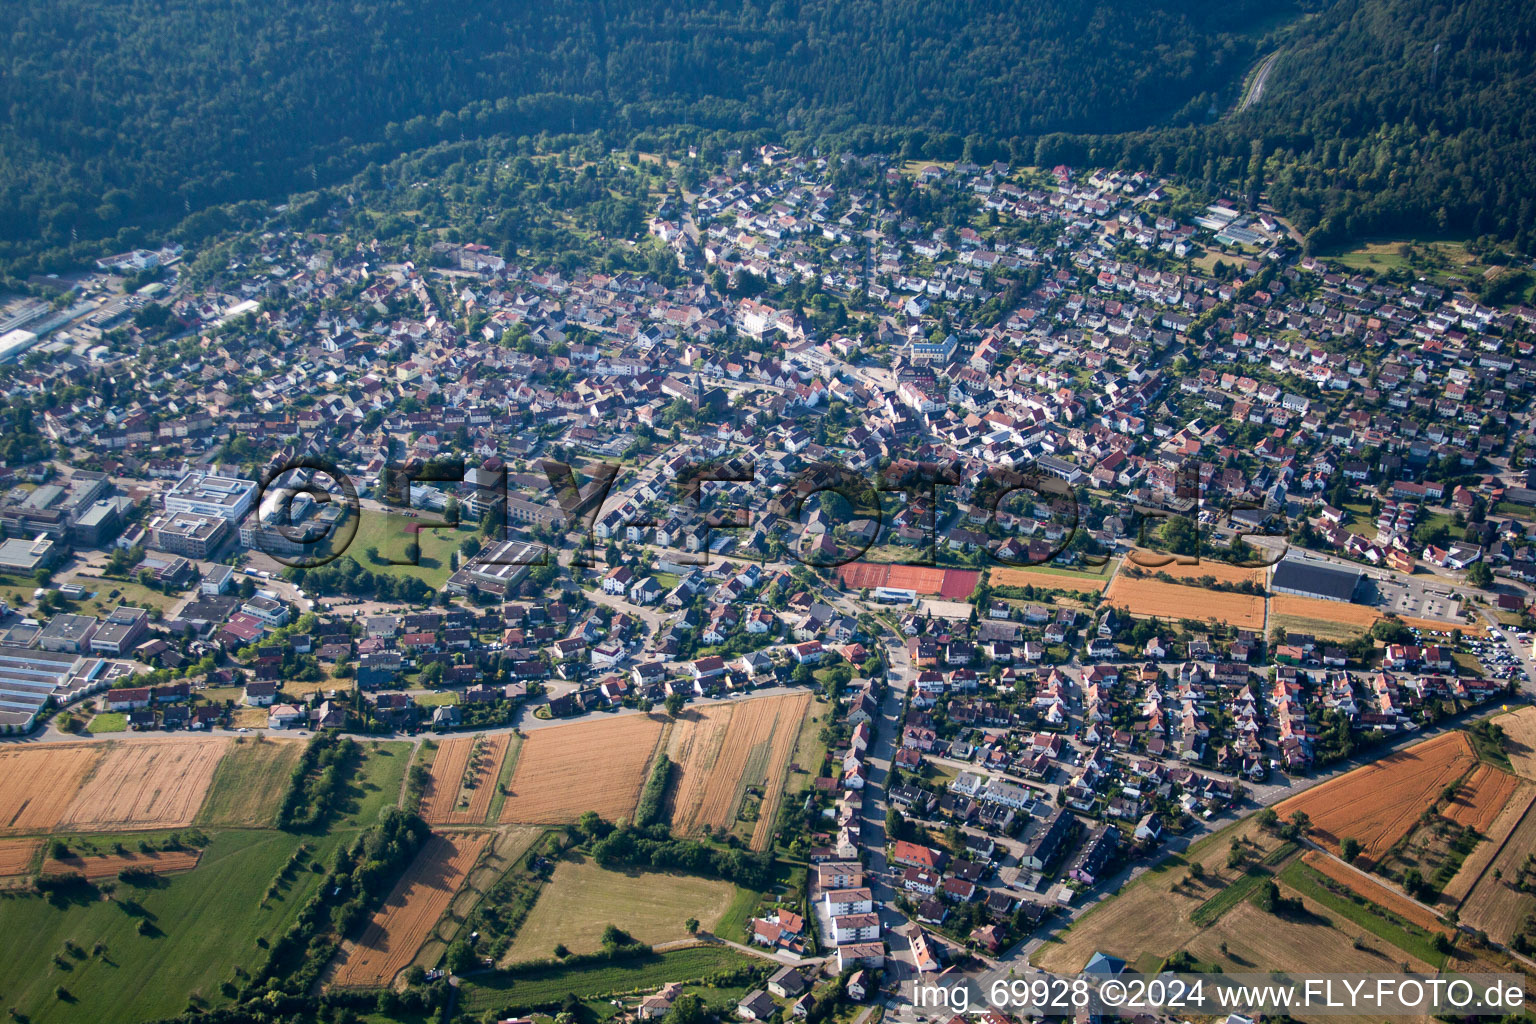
[443,540,540,597]
[0,535,57,573]
[0,647,107,732]
[0,472,110,540]
[1271,558,1364,603]
[72,499,122,546]
[38,613,99,653]
[145,509,231,558]
[164,472,256,522]
[91,605,150,656]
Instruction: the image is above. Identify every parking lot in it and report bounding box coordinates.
[1374,577,1463,621]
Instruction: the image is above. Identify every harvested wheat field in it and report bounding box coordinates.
[58,740,228,831]
[665,692,812,850]
[0,840,39,876]
[0,745,102,834]
[1443,763,1521,832]
[1300,852,1449,933]
[499,714,665,824]
[1124,558,1266,587]
[1269,594,1382,628]
[41,848,201,881]
[989,567,1107,594]
[1460,797,1536,942]
[1442,782,1536,905]
[1497,706,1536,782]
[421,734,510,825]
[1103,575,1265,629]
[1275,731,1476,867]
[333,832,488,988]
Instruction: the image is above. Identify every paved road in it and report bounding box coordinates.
[1237,51,1280,113]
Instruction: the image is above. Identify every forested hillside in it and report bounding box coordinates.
[4,0,1536,272]
[0,0,1269,273]
[1043,0,1536,251]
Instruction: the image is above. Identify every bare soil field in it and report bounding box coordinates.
[58,740,228,831]
[0,745,103,834]
[499,715,665,824]
[422,735,510,826]
[665,692,811,850]
[1103,575,1265,629]
[332,832,488,988]
[1442,782,1536,904]
[1459,798,1536,942]
[1443,764,1520,833]
[0,840,39,876]
[1300,852,1449,934]
[1497,706,1536,782]
[41,849,201,880]
[1275,731,1476,867]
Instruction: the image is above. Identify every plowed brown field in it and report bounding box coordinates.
[41,849,201,880]
[1443,764,1520,832]
[499,714,664,824]
[332,832,487,987]
[0,745,102,834]
[1275,731,1476,867]
[1103,575,1265,628]
[58,740,227,831]
[421,735,510,825]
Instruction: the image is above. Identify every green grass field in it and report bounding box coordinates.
[462,945,756,1015]
[504,857,738,961]
[341,509,477,588]
[337,740,411,827]
[0,828,341,1024]
[196,738,306,827]
[86,712,128,734]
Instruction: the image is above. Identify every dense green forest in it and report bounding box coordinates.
[1042,0,1536,251]
[0,0,1271,274]
[4,0,1536,273]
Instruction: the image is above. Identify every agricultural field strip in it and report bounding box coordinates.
[750,693,812,850]
[1443,764,1520,832]
[41,850,202,880]
[1275,731,1477,867]
[499,714,665,824]
[0,746,103,834]
[1459,798,1536,941]
[1442,782,1536,904]
[1299,851,1448,934]
[58,740,228,831]
[333,832,489,988]
[1103,575,1265,629]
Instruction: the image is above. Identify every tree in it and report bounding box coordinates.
[1341,837,1361,863]
[1466,562,1493,589]
[684,917,699,934]
[663,692,687,717]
